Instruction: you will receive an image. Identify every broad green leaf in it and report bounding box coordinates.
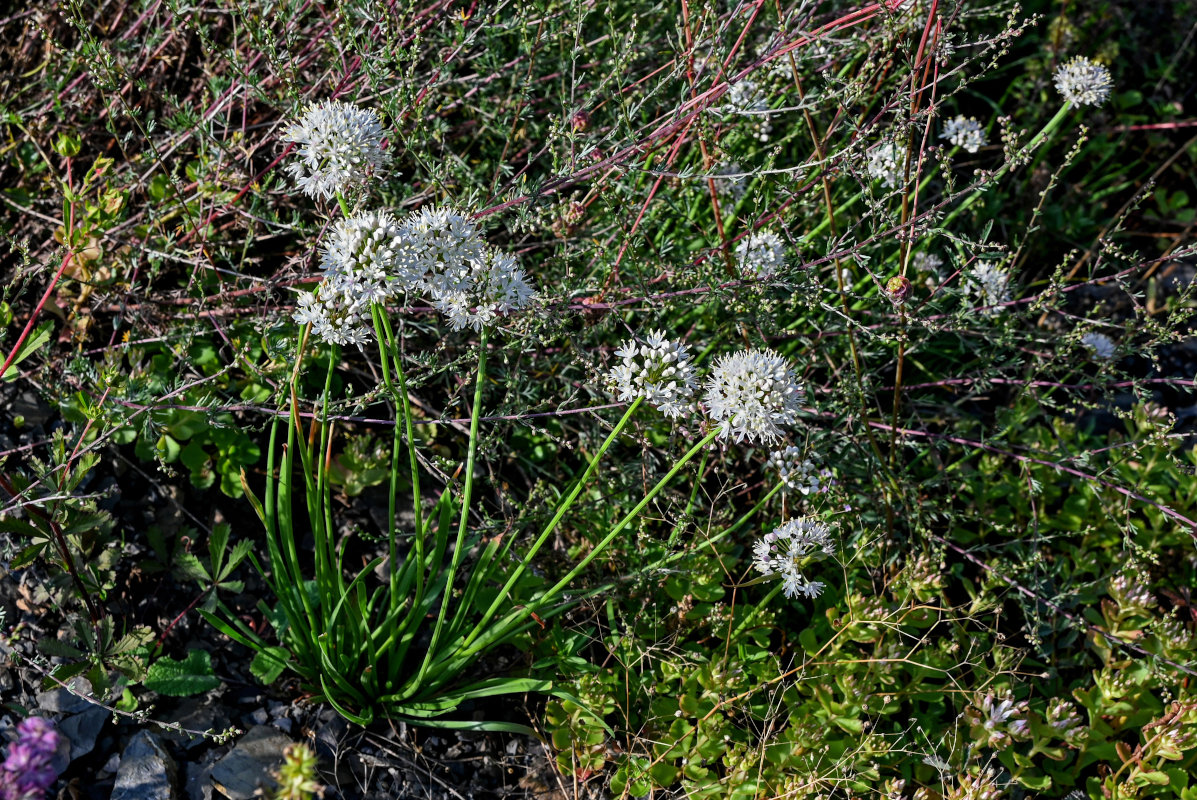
[144,650,221,696]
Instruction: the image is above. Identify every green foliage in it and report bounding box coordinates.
[143,649,221,697]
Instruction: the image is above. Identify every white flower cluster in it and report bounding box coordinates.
[294,208,535,343]
[752,517,834,599]
[964,262,1012,314]
[1054,56,1113,107]
[718,80,772,142]
[283,100,390,201]
[293,211,405,346]
[606,330,698,418]
[1081,331,1117,361]
[704,348,804,443]
[941,115,987,153]
[867,142,903,189]
[765,446,827,495]
[735,231,786,279]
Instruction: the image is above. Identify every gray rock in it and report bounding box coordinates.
[183,750,222,800]
[247,708,269,726]
[60,705,108,761]
[112,730,178,800]
[36,678,93,713]
[209,725,292,800]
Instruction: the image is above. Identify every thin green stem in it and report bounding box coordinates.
[416,327,490,687]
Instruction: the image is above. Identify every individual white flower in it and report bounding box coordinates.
[1081,331,1116,361]
[941,115,987,153]
[1054,56,1114,107]
[430,247,535,331]
[867,142,903,189]
[735,231,786,279]
[704,348,803,443]
[765,446,828,495]
[718,80,772,142]
[283,100,389,200]
[607,330,698,418]
[752,517,834,599]
[964,262,1012,314]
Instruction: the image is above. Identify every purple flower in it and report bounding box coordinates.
[1,717,60,800]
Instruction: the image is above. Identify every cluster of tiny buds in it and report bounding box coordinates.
[765,446,829,495]
[1109,571,1156,611]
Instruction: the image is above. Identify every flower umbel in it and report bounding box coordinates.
[295,210,406,346]
[752,517,834,599]
[1081,331,1117,361]
[283,100,389,200]
[941,115,987,153]
[608,330,698,418]
[765,446,828,495]
[430,247,535,331]
[1054,56,1113,107]
[735,231,786,279]
[704,348,803,443]
[964,262,1012,314]
[867,142,903,189]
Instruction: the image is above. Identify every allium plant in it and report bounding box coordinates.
[704,348,804,444]
[607,330,697,419]
[941,115,987,153]
[283,100,389,201]
[208,104,734,731]
[751,517,835,599]
[0,717,59,800]
[735,231,786,279]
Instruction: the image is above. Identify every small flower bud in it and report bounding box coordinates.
[886,275,912,305]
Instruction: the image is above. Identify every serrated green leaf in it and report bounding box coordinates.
[250,647,290,685]
[144,650,221,696]
[175,552,211,583]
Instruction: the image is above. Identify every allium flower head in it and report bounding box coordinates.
[735,231,786,279]
[398,206,488,296]
[718,81,772,142]
[752,517,834,599]
[867,142,903,189]
[964,262,1012,314]
[1081,332,1116,361]
[295,210,406,346]
[1054,56,1114,107]
[941,115,987,153]
[283,100,389,200]
[765,446,828,495]
[430,247,535,331]
[704,348,803,443]
[607,330,698,418]
[712,162,747,202]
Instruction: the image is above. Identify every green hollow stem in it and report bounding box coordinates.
[415,326,490,688]
[371,306,425,616]
[460,397,644,650]
[451,424,724,663]
[335,192,351,218]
